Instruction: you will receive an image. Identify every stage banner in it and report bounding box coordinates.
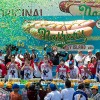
[0,0,100,55]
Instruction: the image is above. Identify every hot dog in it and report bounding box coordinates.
[22,20,95,41]
[59,1,100,13]
[71,20,95,29]
[23,20,95,31]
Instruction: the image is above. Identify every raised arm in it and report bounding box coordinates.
[18,54,23,61]
[59,52,68,57]
[6,62,11,69]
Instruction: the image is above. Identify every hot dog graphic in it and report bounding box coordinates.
[23,20,95,40]
[59,0,100,15]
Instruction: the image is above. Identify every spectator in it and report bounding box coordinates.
[33,58,41,78]
[21,85,29,100]
[61,79,75,100]
[83,79,92,98]
[96,52,100,82]
[73,83,88,100]
[88,57,97,79]
[69,61,80,79]
[5,83,12,92]
[74,50,84,67]
[6,55,20,78]
[91,85,100,100]
[83,50,95,66]
[27,83,38,100]
[47,46,67,65]
[44,83,61,100]
[10,84,22,100]
[0,82,9,100]
[40,55,53,80]
[65,53,74,67]
[21,59,33,80]
[39,86,47,100]
[56,59,70,80]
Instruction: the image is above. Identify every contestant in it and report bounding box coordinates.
[6,55,20,78]
[56,59,70,80]
[69,61,80,79]
[21,59,33,80]
[40,55,53,80]
[33,58,41,78]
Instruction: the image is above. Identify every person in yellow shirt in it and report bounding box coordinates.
[91,85,100,100]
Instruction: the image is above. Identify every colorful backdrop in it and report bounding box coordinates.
[0,0,100,55]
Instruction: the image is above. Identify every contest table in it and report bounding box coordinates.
[0,78,100,93]
[18,83,100,92]
[3,78,100,93]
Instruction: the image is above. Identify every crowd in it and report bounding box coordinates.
[0,46,100,81]
[0,45,100,100]
[0,79,100,100]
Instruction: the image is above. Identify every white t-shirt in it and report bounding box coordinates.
[74,54,83,67]
[0,56,4,64]
[41,63,52,80]
[59,67,67,78]
[34,64,41,77]
[24,66,33,80]
[8,63,18,78]
[70,66,79,79]
[61,88,75,100]
[44,90,61,100]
